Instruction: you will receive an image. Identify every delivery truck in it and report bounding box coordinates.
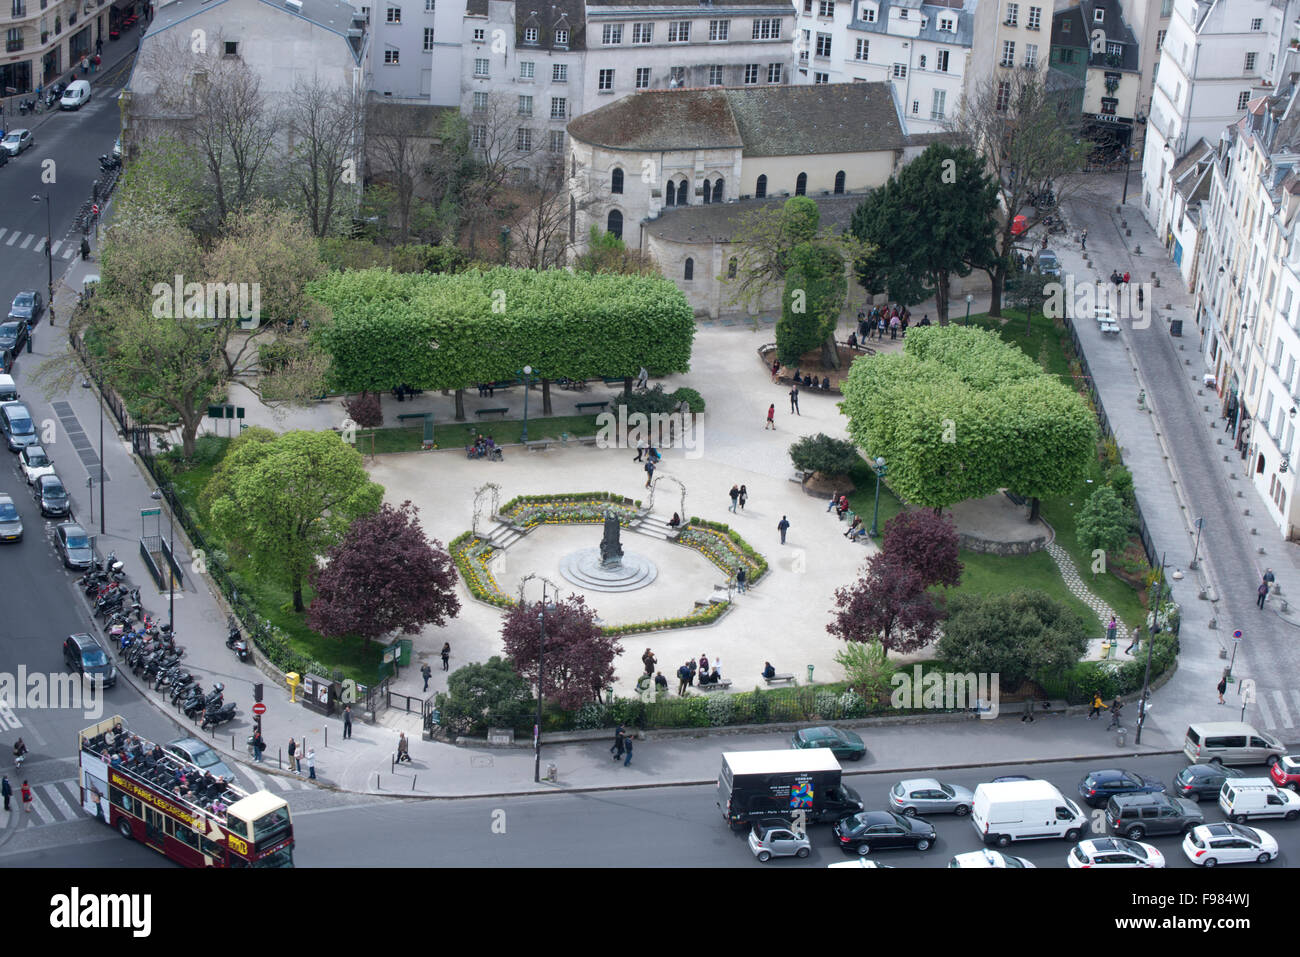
[717,749,864,830]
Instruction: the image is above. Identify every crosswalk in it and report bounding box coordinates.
[1239,686,1300,737]
[0,228,80,260]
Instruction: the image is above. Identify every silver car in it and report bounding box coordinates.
[0,493,22,542]
[889,778,975,817]
[748,820,811,862]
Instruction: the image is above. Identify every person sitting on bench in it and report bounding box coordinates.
[848,523,868,542]
[843,516,861,538]
[820,378,830,391]
[835,494,849,518]
[802,374,812,388]
[668,512,682,528]
[762,662,776,681]
[810,375,820,389]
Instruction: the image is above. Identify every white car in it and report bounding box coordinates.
[1068,838,1165,868]
[1182,823,1279,866]
[19,445,54,485]
[948,849,1036,868]
[827,859,895,869]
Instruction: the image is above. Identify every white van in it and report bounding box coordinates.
[971,779,1089,846]
[60,80,91,110]
[1219,778,1300,822]
[0,374,17,403]
[1184,721,1285,766]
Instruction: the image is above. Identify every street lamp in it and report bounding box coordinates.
[517,572,561,783]
[964,293,974,326]
[520,364,534,443]
[31,192,53,317]
[150,486,175,633]
[868,455,888,537]
[80,379,105,535]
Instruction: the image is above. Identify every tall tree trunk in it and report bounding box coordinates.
[989,262,1006,318]
[935,270,951,325]
[542,378,552,416]
[454,388,465,421]
[179,408,202,461]
[623,376,632,397]
[820,333,840,370]
[1029,496,1040,523]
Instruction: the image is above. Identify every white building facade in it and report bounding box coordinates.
[353,0,465,103]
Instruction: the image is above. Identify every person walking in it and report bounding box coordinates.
[687,658,697,687]
[1217,675,1228,705]
[1258,581,1269,609]
[641,648,656,675]
[789,384,800,415]
[306,748,316,780]
[623,732,634,767]
[1105,616,1118,647]
[1107,698,1124,730]
[397,733,412,763]
[736,566,747,593]
[1021,698,1035,723]
[770,359,781,383]
[251,730,265,762]
[1,774,10,811]
[738,485,747,511]
[287,736,298,773]
[80,237,91,260]
[1080,228,1087,251]
[21,780,32,813]
[677,663,690,696]
[729,484,740,513]
[778,515,790,544]
[1087,693,1106,720]
[1124,626,1140,656]
[633,441,646,463]
[644,458,655,488]
[610,724,626,761]
[421,662,432,692]
[1263,568,1276,592]
[441,642,451,671]
[343,705,353,738]
[765,403,776,430]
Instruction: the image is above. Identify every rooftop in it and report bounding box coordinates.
[644,192,865,244]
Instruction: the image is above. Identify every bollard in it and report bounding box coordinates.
[546,763,558,782]
[807,664,814,684]
[278,748,282,769]
[324,728,328,748]
[1138,390,1146,410]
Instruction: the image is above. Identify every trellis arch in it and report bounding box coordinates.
[472,482,502,537]
[645,474,687,520]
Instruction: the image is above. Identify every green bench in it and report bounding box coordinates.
[576,400,609,413]
[396,413,429,424]
[476,407,509,418]
[602,376,626,386]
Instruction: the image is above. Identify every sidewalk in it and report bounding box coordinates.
[1,27,140,125]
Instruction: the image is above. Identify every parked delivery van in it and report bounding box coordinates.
[971,779,1088,846]
[717,749,863,830]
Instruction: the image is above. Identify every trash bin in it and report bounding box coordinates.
[1115,726,1128,748]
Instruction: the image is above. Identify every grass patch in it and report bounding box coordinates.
[939,549,1102,629]
[355,413,602,454]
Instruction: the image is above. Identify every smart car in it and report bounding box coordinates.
[748,820,811,862]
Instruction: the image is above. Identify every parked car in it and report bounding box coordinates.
[62,632,116,687]
[0,493,22,542]
[790,726,866,761]
[1078,769,1166,808]
[0,320,27,356]
[33,474,69,517]
[19,444,54,485]
[1,128,33,156]
[1105,792,1204,840]
[0,402,36,452]
[1037,249,1061,277]
[1174,761,1246,802]
[56,522,93,568]
[60,79,91,110]
[0,374,17,402]
[833,810,936,855]
[165,737,236,783]
[948,849,1036,868]
[1184,721,1285,766]
[1268,754,1300,791]
[1182,822,1278,866]
[747,820,811,862]
[890,778,975,817]
[827,859,895,868]
[1068,838,1164,869]
[8,290,44,323]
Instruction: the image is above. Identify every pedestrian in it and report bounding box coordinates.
[789,384,800,415]
[97,37,103,55]
[610,723,625,760]
[251,730,265,761]
[1021,697,1034,723]
[80,237,91,260]
[441,642,450,670]
[1087,693,1106,720]
[826,491,838,513]
[343,704,353,738]
[306,748,316,780]
[1217,675,1227,705]
[81,56,89,75]
[21,780,32,813]
[1107,698,1124,730]
[778,515,789,544]
[1105,616,1117,646]
[738,485,747,511]
[623,732,634,767]
[729,484,740,513]
[287,736,297,773]
[641,648,656,675]
[655,671,668,694]
[397,733,411,763]
[1080,228,1087,250]
[1258,581,1269,609]
[687,658,697,687]
[677,663,689,696]
[736,566,747,593]
[1263,568,1276,590]
[644,458,655,488]
[765,403,775,429]
[699,653,710,676]
[633,441,646,463]
[421,662,432,692]
[1,774,10,811]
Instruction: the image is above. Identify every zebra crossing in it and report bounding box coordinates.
[1237,685,1300,736]
[238,766,316,793]
[0,228,80,260]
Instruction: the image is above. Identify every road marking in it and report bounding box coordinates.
[19,233,34,249]
[5,231,19,246]
[49,240,61,256]
[1254,691,1274,729]
[0,230,7,242]
[63,247,75,259]
[1272,690,1293,729]
[24,788,58,825]
[46,781,79,820]
[1290,690,1300,722]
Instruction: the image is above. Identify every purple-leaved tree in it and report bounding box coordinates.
[500,595,622,711]
[827,553,943,653]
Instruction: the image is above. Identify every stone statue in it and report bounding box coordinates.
[599,509,624,566]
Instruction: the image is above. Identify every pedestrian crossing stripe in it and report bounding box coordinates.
[1272,690,1293,730]
[18,780,84,827]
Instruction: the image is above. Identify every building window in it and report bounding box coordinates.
[668,21,690,42]
[548,130,565,153]
[518,95,533,115]
[900,9,907,18]
[712,178,724,202]
[1100,97,1117,115]
[550,97,566,118]
[1094,7,1103,21]
[520,61,535,79]
[752,17,781,40]
[856,39,869,61]
[602,23,622,44]
[555,28,568,46]
[473,92,488,112]
[599,69,614,91]
[524,26,538,43]
[570,197,576,242]
[474,58,489,77]
[635,67,650,89]
[940,16,953,31]
[912,100,919,114]
[709,65,724,85]
[678,181,690,205]
[611,168,624,194]
[517,128,532,151]
[893,63,907,77]
[1238,91,1250,110]
[768,63,783,82]
[632,22,653,44]
[1251,17,1262,30]
[815,32,831,57]
[6,24,22,49]
[919,55,926,70]
[386,5,401,23]
[1106,42,1122,58]
[669,66,685,86]
[728,257,738,279]
[745,63,760,84]
[996,79,1011,111]
[818,0,834,15]
[834,170,845,194]
[1061,18,1070,33]
[755,174,768,198]
[425,0,434,9]
[1027,5,1040,29]
[1024,43,1037,68]
[814,71,829,83]
[1245,52,1257,72]
[863,6,875,21]
[1156,29,1165,50]
[931,89,946,120]
[1000,41,1014,67]
[684,258,694,281]
[1004,2,1017,26]
[710,19,730,41]
[385,48,400,64]
[936,49,949,71]
[795,172,808,195]
[553,64,567,82]
[423,27,435,50]
[607,210,623,240]
[471,125,486,148]
[800,29,810,62]
[473,27,484,41]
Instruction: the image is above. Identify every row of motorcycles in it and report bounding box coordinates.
[16,81,66,114]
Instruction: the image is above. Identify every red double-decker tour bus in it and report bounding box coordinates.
[79,715,294,868]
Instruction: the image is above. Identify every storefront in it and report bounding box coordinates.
[0,61,34,97]
[1083,112,1133,165]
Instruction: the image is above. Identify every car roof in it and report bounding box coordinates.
[23,445,45,455]
[69,632,99,648]
[899,777,940,789]
[37,474,63,487]
[0,493,12,505]
[3,129,28,137]
[167,737,206,752]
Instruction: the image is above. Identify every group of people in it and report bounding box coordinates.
[858,304,912,342]
[83,728,235,818]
[826,492,867,541]
[727,484,749,513]
[676,654,722,694]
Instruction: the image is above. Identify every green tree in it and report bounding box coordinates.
[573,227,659,275]
[1076,484,1131,564]
[937,590,1091,689]
[1005,268,1053,336]
[789,432,860,477]
[778,241,847,367]
[833,641,897,705]
[850,144,999,324]
[434,656,533,737]
[207,431,384,611]
[113,133,208,230]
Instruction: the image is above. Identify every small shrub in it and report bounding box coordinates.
[838,691,869,719]
[342,392,384,428]
[1105,464,1135,508]
[706,694,736,726]
[609,697,647,727]
[789,433,860,477]
[671,387,705,413]
[573,702,609,730]
[814,691,842,721]
[750,688,771,723]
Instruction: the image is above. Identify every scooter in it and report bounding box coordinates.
[200,701,238,730]
[98,153,121,172]
[225,621,252,663]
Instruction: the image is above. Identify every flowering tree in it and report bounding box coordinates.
[827,553,943,653]
[881,510,963,588]
[500,595,622,710]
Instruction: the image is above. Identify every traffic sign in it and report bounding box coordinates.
[1232,630,1243,641]
[251,702,267,716]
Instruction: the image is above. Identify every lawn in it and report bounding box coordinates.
[354,413,602,455]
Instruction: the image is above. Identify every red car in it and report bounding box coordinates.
[1269,754,1300,791]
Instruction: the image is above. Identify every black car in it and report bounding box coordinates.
[1079,769,1167,808]
[1174,762,1246,802]
[1105,792,1205,840]
[0,321,27,356]
[833,810,937,855]
[33,474,69,517]
[7,291,42,323]
[63,633,116,688]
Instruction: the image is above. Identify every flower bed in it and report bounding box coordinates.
[682,517,769,582]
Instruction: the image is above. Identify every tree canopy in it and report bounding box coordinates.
[789,433,861,477]
[881,510,963,588]
[1076,485,1131,562]
[500,596,622,711]
[827,553,943,654]
[937,590,1091,689]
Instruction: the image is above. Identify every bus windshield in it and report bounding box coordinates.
[251,806,292,849]
[251,846,294,868]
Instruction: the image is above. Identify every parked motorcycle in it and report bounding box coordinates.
[200,701,238,730]
[225,619,252,663]
[98,153,121,172]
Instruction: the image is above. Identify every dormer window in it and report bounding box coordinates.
[940,16,953,30]
[862,5,875,22]
[473,27,484,41]
[524,26,538,43]
[899,8,907,18]
[555,27,569,46]
[1094,8,1104,21]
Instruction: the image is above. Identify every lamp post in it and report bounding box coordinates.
[964,293,974,326]
[517,573,561,782]
[150,486,175,633]
[31,192,53,317]
[80,379,104,535]
[868,455,888,537]
[520,364,533,443]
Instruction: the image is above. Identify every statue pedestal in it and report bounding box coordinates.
[559,548,658,592]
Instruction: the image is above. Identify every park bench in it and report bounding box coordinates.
[396,413,429,425]
[763,673,796,686]
[525,438,553,452]
[576,400,609,413]
[476,407,509,418]
[576,435,600,447]
[697,679,734,693]
[602,376,627,386]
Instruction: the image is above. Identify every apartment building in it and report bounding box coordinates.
[0,0,139,96]
[354,0,465,103]
[1049,0,1142,160]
